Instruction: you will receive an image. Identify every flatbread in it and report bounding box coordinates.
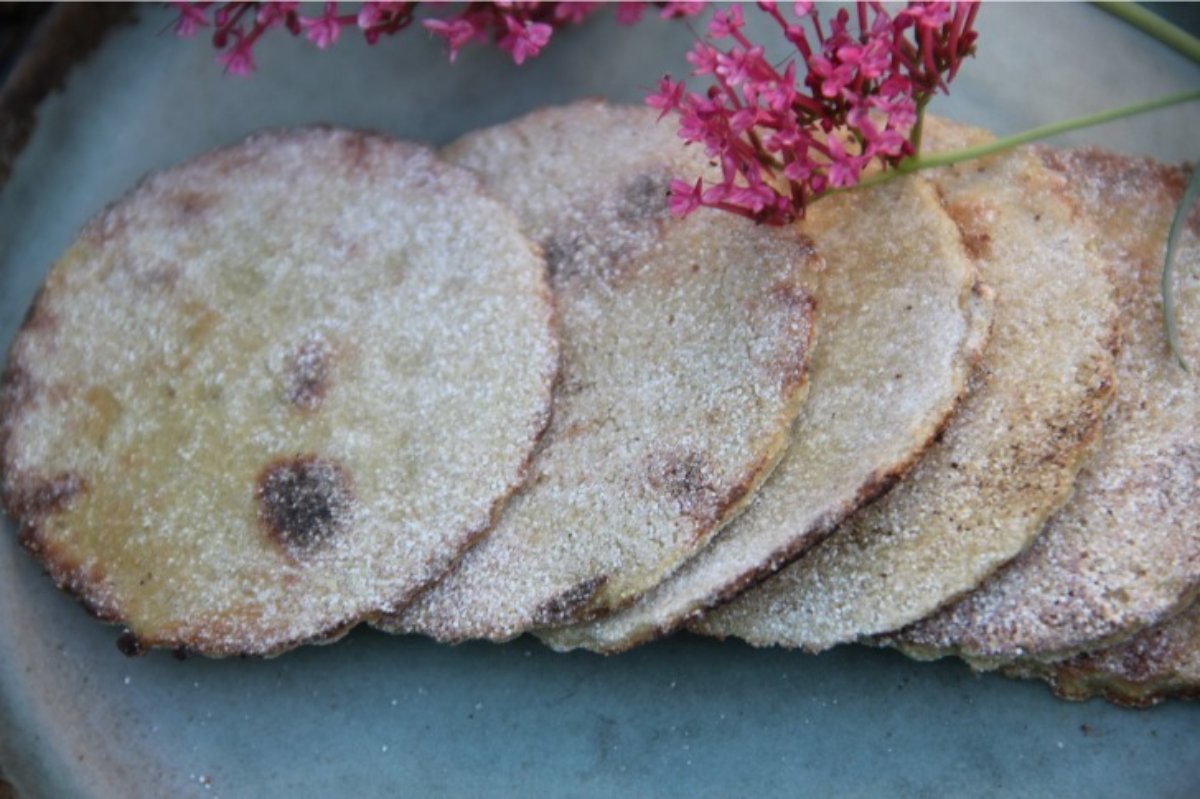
[898,150,1200,664]
[541,174,991,654]
[379,101,819,642]
[697,120,1120,652]
[1002,601,1200,708]
[0,128,559,656]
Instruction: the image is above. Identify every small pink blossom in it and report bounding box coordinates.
[352,2,415,43]
[256,2,297,29]
[759,62,798,111]
[824,136,863,188]
[661,2,706,19]
[783,155,815,183]
[553,2,598,25]
[356,1,415,41]
[708,6,745,40]
[702,182,730,205]
[808,54,855,98]
[423,17,478,62]
[668,178,704,216]
[299,3,341,49]
[217,34,256,76]
[172,2,210,38]
[499,17,553,65]
[728,178,776,214]
[646,76,686,120]
[729,107,758,135]
[357,2,387,29]
[900,2,952,29]
[714,49,752,87]
[686,42,720,76]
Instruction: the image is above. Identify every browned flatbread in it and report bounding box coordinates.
[697,122,1120,652]
[540,173,991,654]
[898,149,1200,665]
[0,128,559,656]
[1002,601,1200,708]
[378,101,819,642]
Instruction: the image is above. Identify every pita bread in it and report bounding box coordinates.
[0,128,559,656]
[698,120,1120,652]
[898,149,1200,663]
[541,174,990,653]
[379,102,819,642]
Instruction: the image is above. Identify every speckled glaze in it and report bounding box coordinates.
[1,5,1198,798]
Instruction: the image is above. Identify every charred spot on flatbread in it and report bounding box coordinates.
[256,456,353,557]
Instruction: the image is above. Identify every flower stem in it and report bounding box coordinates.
[836,87,1200,371]
[914,89,1200,170]
[910,94,933,156]
[846,88,1200,193]
[1163,164,1199,372]
[1093,2,1200,64]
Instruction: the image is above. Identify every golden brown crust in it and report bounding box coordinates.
[1000,600,1200,708]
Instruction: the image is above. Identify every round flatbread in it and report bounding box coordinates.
[697,119,1120,652]
[898,149,1200,664]
[1001,601,1200,708]
[379,101,819,642]
[541,174,991,654]
[0,128,559,656]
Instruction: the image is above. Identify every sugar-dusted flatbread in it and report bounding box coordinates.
[0,128,559,656]
[698,120,1120,651]
[1002,601,1200,708]
[541,174,991,654]
[898,150,1200,664]
[379,101,819,642]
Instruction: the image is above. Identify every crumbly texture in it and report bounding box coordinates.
[0,128,559,656]
[1001,600,1200,708]
[898,149,1200,663]
[540,174,990,653]
[697,119,1120,652]
[379,101,819,642]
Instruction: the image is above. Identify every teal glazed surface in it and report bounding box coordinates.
[1,6,1198,797]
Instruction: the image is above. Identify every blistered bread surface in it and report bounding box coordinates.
[0,128,558,656]
[899,149,1200,662]
[383,101,819,641]
[698,119,1120,651]
[542,174,989,653]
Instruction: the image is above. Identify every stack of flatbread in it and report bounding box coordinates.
[1,102,1195,707]
[695,121,1199,708]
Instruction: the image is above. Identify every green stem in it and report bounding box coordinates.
[1087,5,1199,370]
[1094,2,1200,64]
[845,88,1200,194]
[916,89,1200,169]
[910,94,932,156]
[1163,164,1200,371]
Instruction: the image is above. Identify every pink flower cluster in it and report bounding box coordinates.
[648,2,980,225]
[171,1,705,75]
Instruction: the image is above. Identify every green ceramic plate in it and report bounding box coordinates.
[1,5,1197,797]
